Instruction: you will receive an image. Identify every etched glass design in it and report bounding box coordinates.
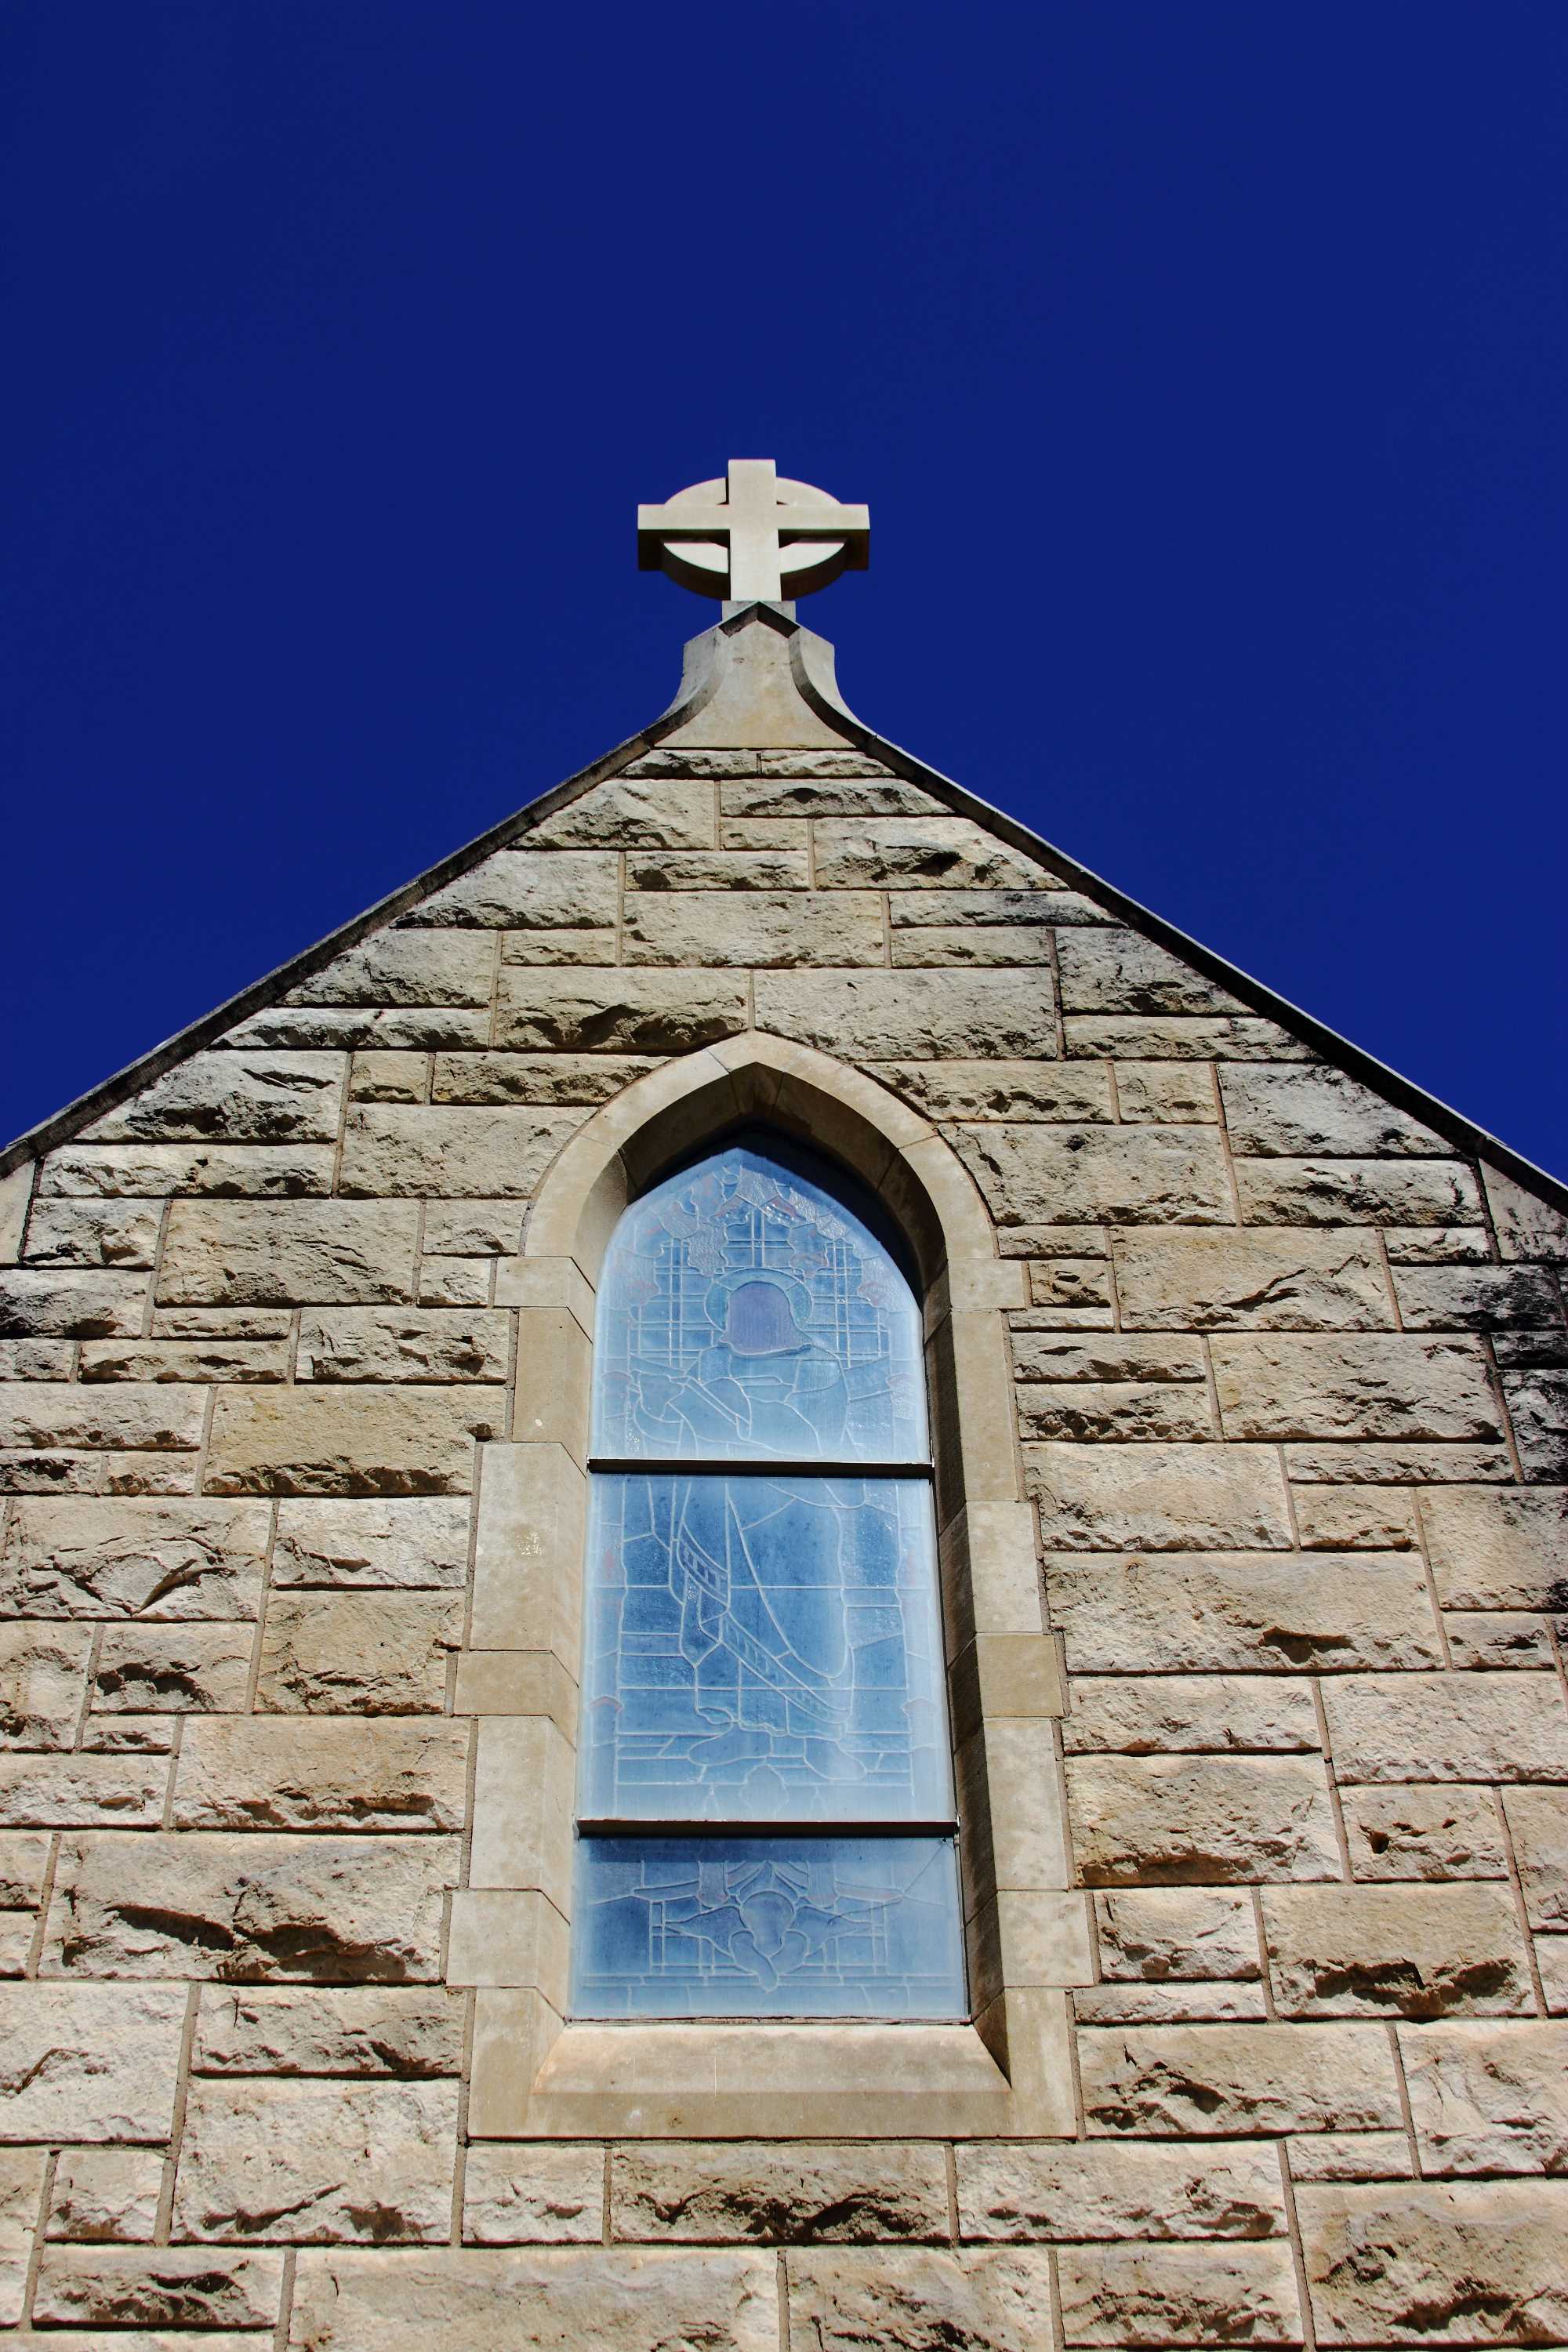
[571,1134,964,2024]
[573,1836,965,2020]
[581,1475,950,1822]
[593,1140,927,1465]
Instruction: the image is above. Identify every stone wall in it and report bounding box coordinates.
[2,655,1566,2347]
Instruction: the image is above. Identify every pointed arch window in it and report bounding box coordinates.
[569,1131,966,2021]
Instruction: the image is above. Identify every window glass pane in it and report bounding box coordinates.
[571,1834,965,2019]
[582,1474,952,1823]
[593,1138,927,1464]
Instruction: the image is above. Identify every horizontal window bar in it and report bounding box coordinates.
[587,1458,934,1480]
[576,1818,959,1840]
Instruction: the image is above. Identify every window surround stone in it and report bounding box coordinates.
[452,1032,1081,2136]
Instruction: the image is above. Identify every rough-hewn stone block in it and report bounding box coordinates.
[1065,1015,1312,1060]
[786,2248,1056,2352]
[0,1623,92,1747]
[0,1497,269,1618]
[463,2143,604,2243]
[172,2077,458,2242]
[1046,1551,1439,1671]
[1063,1675,1319,1752]
[206,1388,499,1495]
[812,815,1047,890]
[1502,1368,1568,1479]
[1394,1265,1562,1330]
[160,1201,420,1305]
[84,1051,346,1143]
[194,1985,464,2075]
[0,1983,185,2140]
[1297,2181,1568,2343]
[1211,1334,1501,1442]
[1292,1488,1420,1549]
[1501,1789,1568,1930]
[255,1593,462,1711]
[1220,1066,1449,1158]
[1420,1486,1568,1610]
[284,932,494,1007]
[1056,928,1246,1014]
[1067,1755,1340,1884]
[1341,1786,1507,1882]
[1016,1381,1214,1441]
[0,1382,205,1454]
[1399,2023,1568,2175]
[297,1307,508,1384]
[0,1751,165,1826]
[1322,1673,1568,1783]
[874,1060,1112,1122]
[611,2141,949,2241]
[1235,1159,1483,1225]
[1027,1447,1292,1551]
[31,2243,285,2328]
[93,1621,252,1714]
[1095,1889,1261,1982]
[403,849,619,929]
[430,1051,659,1105]
[495,967,748,1052]
[174,1717,468,1830]
[1055,2238,1303,2346]
[43,1139,336,1196]
[79,1334,291,1384]
[956,2139,1285,2240]
[336,1106,580,1198]
[1112,1230,1393,1330]
[0,1269,149,1338]
[1484,1169,1568,1265]
[289,2246,779,2348]
[0,1830,49,1907]
[1079,2023,1403,2136]
[1262,1886,1533,2019]
[892,922,1056,967]
[47,2145,165,2241]
[626,848,809,890]
[23,1197,162,1268]
[757,967,1051,1060]
[532,777,716,848]
[954,1124,1232,1225]
[622,891,884,966]
[41,1830,456,1980]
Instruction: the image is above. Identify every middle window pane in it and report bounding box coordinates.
[581,1473,952,1824]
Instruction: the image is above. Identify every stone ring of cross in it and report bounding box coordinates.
[637,458,870,604]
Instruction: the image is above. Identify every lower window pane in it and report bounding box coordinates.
[570,1835,966,2020]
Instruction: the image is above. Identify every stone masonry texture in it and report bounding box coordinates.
[1,638,1566,2348]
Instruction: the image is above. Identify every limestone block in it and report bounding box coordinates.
[79,1336,290,1383]
[297,1307,508,1384]
[723,771,938,815]
[0,1982,185,2140]
[722,815,804,846]
[1234,1158,1483,1225]
[93,1622,253,1713]
[495,967,747,1052]
[1386,1226,1494,1263]
[421,1201,524,1255]
[622,891,884,967]
[1286,1441,1512,1485]
[289,2246,779,2350]
[953,1124,1232,1225]
[1080,1976,1269,2020]
[1395,1265,1562,1329]
[1063,1675,1319,1753]
[1484,1168,1568,1264]
[1298,2180,1568,2343]
[1214,1334,1501,1443]
[0,1753,165,1826]
[1055,927,1245,1014]
[0,1449,103,1494]
[1502,1369,1568,1479]
[1398,2023,1568,2174]
[627,847,810,889]
[1013,1334,1207,1383]
[404,848,619,928]
[1065,1015,1312,1060]
[1067,1754,1340,1884]
[194,1991,457,2088]
[431,1052,660,1104]
[1027,1261,1115,1322]
[1262,1886,1533,2019]
[160,1200,420,1305]
[0,2149,41,2319]
[42,1140,336,1196]
[1055,2239,1303,2346]
[0,1338,71,1377]
[1079,2022,1403,2135]
[349,1049,428,1102]
[271,1496,471,1590]
[172,2075,457,2242]
[82,1713,176,1753]
[1322,1673,1568,1783]
[1286,2132,1414,2181]
[1,1623,92,1746]
[206,1388,499,1495]
[1501,1790,1568,1930]
[874,1060,1112,1122]
[85,1051,346,1143]
[1294,1487,1419,1548]
[1445,1613,1555,1669]
[445,1888,567,2002]
[1341,1786,1507,1882]
[530,777,715,848]
[0,1497,269,1617]
[1017,1381,1214,1441]
[956,1718,1069,1917]
[0,1912,28,1973]
[470,1442,583,1664]
[174,1717,468,1831]
[0,1165,32,1264]
[1421,1486,1568,1609]
[1220,1065,1450,1157]
[255,1593,462,1711]
[1116,1063,1221,1123]
[786,2248,1056,2352]
[891,922,1056,966]
[24,1197,162,1268]
[611,2141,948,2241]
[812,815,1047,890]
[31,2244,285,2328]
[0,1383,205,1455]
[1096,1889,1261,1982]
[463,2143,603,2242]
[42,1830,457,1980]
[956,2139,1284,2241]
[336,1105,581,1199]
[0,1831,49,1907]
[1112,1229,1393,1331]
[1537,1938,1568,2013]
[755,968,1050,1060]
[284,931,494,1007]
[231,1003,491,1049]
[469,1715,573,1908]
[0,1268,149,1338]
[49,2147,165,2240]
[495,927,616,967]
[1046,1550,1438,1672]
[1027,1448,1293,1552]
[887,886,1087,927]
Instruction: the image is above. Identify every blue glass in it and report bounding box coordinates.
[581,1475,951,1823]
[571,1835,965,2019]
[593,1139,927,1465]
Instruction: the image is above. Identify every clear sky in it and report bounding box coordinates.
[2,5,1564,1174]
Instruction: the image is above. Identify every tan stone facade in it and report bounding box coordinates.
[1,608,1565,2345]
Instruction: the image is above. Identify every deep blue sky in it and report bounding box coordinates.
[2,5,1564,1174]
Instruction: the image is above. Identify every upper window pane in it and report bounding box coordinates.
[593,1137,928,1465]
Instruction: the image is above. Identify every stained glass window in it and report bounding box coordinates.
[569,1134,966,2022]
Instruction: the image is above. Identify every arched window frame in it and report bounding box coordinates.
[449,1035,1082,2140]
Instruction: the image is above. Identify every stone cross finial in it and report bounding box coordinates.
[637,459,870,604]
